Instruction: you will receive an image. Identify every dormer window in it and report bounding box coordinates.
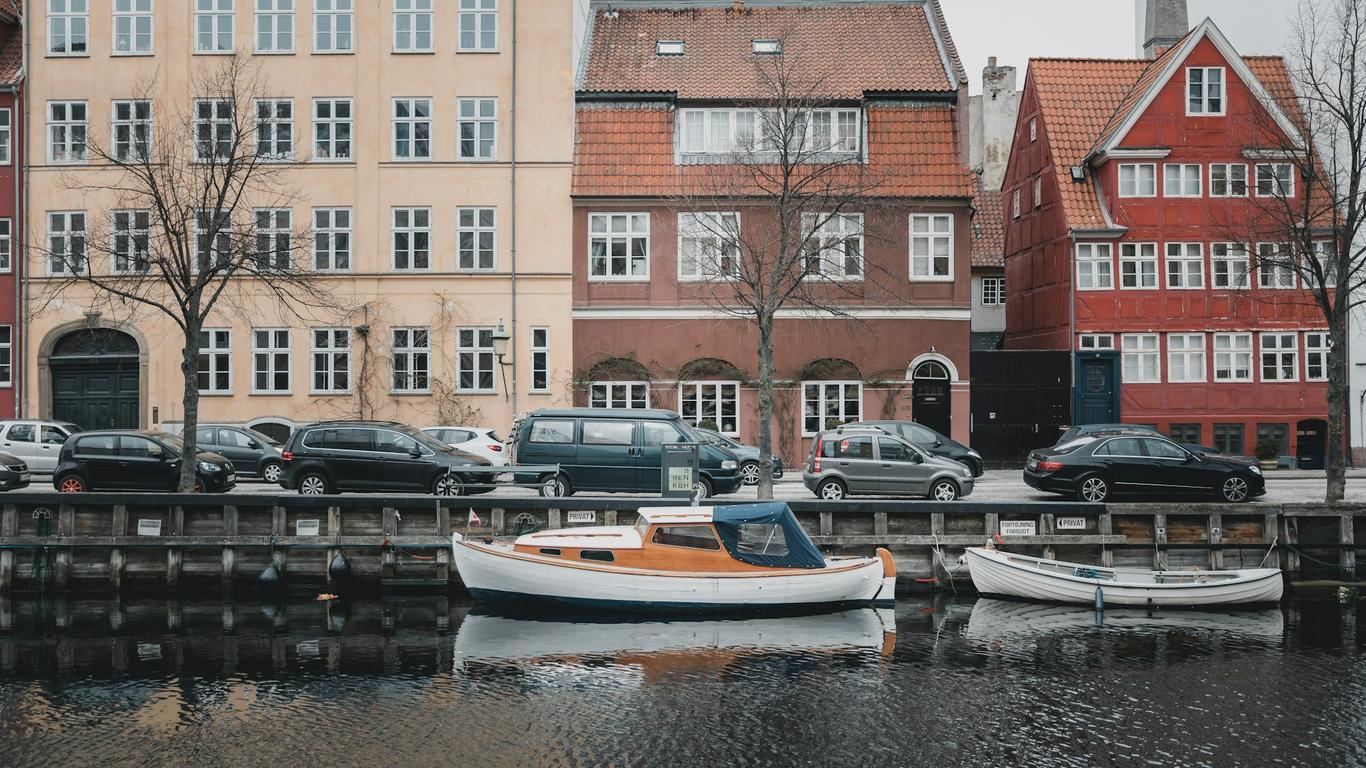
[656,40,683,56]
[1187,67,1225,115]
[752,39,781,55]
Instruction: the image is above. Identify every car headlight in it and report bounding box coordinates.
[721,460,738,470]
[197,460,221,473]
[1249,464,1262,475]
[967,450,982,459]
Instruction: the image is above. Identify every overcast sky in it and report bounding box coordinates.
[941,0,1305,93]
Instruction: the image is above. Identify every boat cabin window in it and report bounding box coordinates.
[652,524,721,550]
[539,548,562,556]
[580,549,615,562]
[736,524,789,556]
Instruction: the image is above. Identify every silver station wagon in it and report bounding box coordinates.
[802,427,976,501]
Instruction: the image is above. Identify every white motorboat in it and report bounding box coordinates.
[450,502,896,611]
[964,546,1283,607]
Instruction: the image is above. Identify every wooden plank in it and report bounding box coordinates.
[603,509,616,527]
[1041,513,1056,561]
[492,507,505,535]
[55,504,75,589]
[984,512,999,538]
[221,505,238,592]
[1152,513,1168,572]
[1280,515,1300,574]
[547,508,561,530]
[271,506,287,575]
[873,512,888,537]
[0,504,15,592]
[166,505,185,588]
[109,505,128,592]
[819,510,833,537]
[1208,514,1223,570]
[1099,513,1114,568]
[1341,514,1356,579]
[434,503,451,583]
[326,506,342,585]
[381,507,398,578]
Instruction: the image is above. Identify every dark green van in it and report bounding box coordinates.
[511,408,744,498]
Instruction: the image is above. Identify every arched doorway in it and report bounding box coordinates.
[911,360,951,436]
[49,328,141,429]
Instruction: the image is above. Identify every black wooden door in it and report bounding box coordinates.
[51,362,139,430]
[1296,419,1327,470]
[912,379,951,436]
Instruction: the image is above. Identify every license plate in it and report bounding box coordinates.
[1027,459,1038,471]
[226,474,236,483]
[18,472,29,482]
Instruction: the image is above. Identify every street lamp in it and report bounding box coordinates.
[492,320,511,399]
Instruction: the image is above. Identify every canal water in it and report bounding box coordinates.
[0,595,1362,767]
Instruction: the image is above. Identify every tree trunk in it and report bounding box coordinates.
[178,322,202,493]
[756,312,776,500]
[1326,308,1349,503]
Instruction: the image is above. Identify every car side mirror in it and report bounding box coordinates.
[912,453,924,464]
[408,448,422,459]
[1185,452,1199,463]
[933,440,943,447]
[247,440,261,449]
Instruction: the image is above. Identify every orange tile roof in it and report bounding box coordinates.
[579,4,958,99]
[0,20,21,86]
[572,104,972,199]
[971,178,1004,268]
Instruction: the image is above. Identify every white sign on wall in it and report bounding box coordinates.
[566,511,596,524]
[296,519,321,536]
[136,519,162,536]
[999,520,1037,537]
[1056,517,1087,531]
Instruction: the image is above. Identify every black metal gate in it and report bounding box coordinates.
[970,350,1070,468]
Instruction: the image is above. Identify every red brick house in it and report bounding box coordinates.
[1004,19,1329,463]
[0,5,20,420]
[572,1,975,463]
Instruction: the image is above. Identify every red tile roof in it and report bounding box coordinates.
[971,178,1004,268]
[579,4,958,99]
[0,20,21,86]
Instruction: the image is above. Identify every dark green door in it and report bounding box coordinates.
[1075,353,1119,425]
[51,362,139,430]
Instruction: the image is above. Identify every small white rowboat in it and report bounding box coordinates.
[964,547,1283,607]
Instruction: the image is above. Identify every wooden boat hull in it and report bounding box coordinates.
[965,547,1283,607]
[452,533,895,611]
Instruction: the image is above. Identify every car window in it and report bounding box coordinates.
[119,436,164,458]
[7,424,34,443]
[74,434,117,456]
[61,423,83,434]
[305,428,373,451]
[196,427,217,445]
[1143,438,1187,460]
[1095,438,1144,457]
[529,419,574,444]
[652,524,721,550]
[218,429,255,449]
[440,429,473,443]
[877,437,913,461]
[249,422,292,443]
[907,423,938,444]
[375,430,423,455]
[641,421,686,447]
[582,420,634,446]
[242,427,280,446]
[41,427,68,445]
[831,435,874,459]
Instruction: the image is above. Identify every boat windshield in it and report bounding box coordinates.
[635,515,649,539]
[711,502,825,569]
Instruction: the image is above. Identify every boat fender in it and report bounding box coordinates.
[1094,586,1104,611]
[876,548,896,579]
[482,537,494,544]
[258,563,282,584]
[328,552,351,581]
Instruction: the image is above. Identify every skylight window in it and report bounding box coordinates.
[656,40,683,56]
[752,39,781,54]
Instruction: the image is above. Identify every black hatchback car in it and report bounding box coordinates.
[279,421,491,495]
[1024,434,1264,503]
[0,451,30,491]
[849,420,985,476]
[54,431,236,493]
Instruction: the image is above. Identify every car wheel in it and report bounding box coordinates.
[1219,475,1250,503]
[433,474,464,497]
[816,478,847,501]
[694,477,714,500]
[1076,474,1110,503]
[56,474,87,493]
[928,479,960,501]
[740,461,762,486]
[539,473,573,498]
[260,461,284,484]
[297,472,330,495]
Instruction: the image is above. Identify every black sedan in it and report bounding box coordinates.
[1024,434,1264,503]
[0,450,29,491]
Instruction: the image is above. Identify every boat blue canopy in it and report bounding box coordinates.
[711,502,826,569]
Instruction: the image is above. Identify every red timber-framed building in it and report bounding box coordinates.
[0,4,18,420]
[1003,19,1330,465]
[571,0,975,463]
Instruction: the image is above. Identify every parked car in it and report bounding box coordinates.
[422,426,508,466]
[53,431,236,493]
[509,408,744,499]
[278,421,492,495]
[693,428,783,486]
[1024,434,1264,503]
[848,420,984,476]
[802,426,975,501]
[0,451,30,491]
[187,424,286,482]
[0,420,82,473]
[1053,423,1228,458]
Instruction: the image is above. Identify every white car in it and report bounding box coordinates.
[422,426,509,466]
[0,420,83,472]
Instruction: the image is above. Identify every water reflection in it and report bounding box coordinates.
[965,598,1286,642]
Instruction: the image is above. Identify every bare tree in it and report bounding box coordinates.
[37,56,333,491]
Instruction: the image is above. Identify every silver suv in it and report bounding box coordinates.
[802,427,975,501]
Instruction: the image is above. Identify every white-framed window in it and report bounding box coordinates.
[314,0,352,53]
[253,208,291,270]
[1211,243,1251,289]
[459,0,497,51]
[113,0,154,54]
[1167,333,1206,382]
[254,99,293,160]
[1076,242,1113,290]
[909,213,953,281]
[111,209,150,273]
[311,328,350,393]
[679,381,740,436]
[802,381,862,435]
[48,0,89,56]
[252,329,292,393]
[809,108,861,153]
[313,207,351,271]
[803,212,864,280]
[1118,163,1156,197]
[112,100,152,162]
[1310,240,1339,288]
[1165,242,1204,289]
[195,0,235,53]
[1033,176,1042,209]
[0,219,11,272]
[456,207,496,270]
[393,0,433,52]
[530,327,549,392]
[458,97,497,160]
[676,107,860,155]
[313,98,351,160]
[0,327,13,386]
[1260,332,1298,381]
[1256,243,1296,289]
[590,381,649,409]
[48,101,88,164]
[1121,333,1160,383]
[1029,117,1037,142]
[255,0,294,52]
[198,329,232,393]
[47,211,86,275]
[1079,333,1115,351]
[392,98,431,160]
[980,275,1005,306]
[193,99,234,162]
[1305,331,1330,382]
[1187,66,1225,115]
[655,40,683,56]
[1213,333,1253,381]
[0,109,10,165]
[390,326,430,393]
[1256,163,1294,198]
[195,209,232,271]
[1210,163,1247,197]
[678,212,739,281]
[588,212,649,281]
[1163,164,1202,197]
[1012,188,1021,219]
[1119,242,1158,289]
[457,327,496,393]
[752,39,781,54]
[391,207,431,271]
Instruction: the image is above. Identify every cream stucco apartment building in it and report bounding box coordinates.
[23,0,573,435]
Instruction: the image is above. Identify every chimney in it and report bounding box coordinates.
[976,56,1019,190]
[1141,0,1189,59]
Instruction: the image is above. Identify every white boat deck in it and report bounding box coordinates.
[992,550,1242,585]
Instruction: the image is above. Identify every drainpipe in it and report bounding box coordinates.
[508,0,519,416]
[16,2,25,419]
[1068,231,1077,420]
